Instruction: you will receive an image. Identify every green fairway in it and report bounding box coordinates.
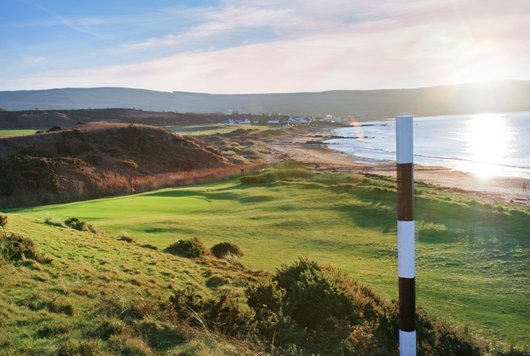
[0,129,38,138]
[165,124,267,136]
[12,169,530,347]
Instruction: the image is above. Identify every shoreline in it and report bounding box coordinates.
[270,128,530,208]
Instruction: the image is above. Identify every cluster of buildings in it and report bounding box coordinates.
[222,118,253,125]
[222,113,352,126]
[223,115,319,126]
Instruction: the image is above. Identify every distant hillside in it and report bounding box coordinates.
[0,123,229,208]
[0,80,529,119]
[0,109,229,129]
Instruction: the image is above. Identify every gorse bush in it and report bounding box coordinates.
[0,214,7,234]
[64,217,97,233]
[117,230,134,243]
[169,288,253,338]
[0,233,52,264]
[248,259,484,355]
[211,242,244,259]
[118,235,133,243]
[164,238,209,258]
[165,258,484,355]
[247,258,382,353]
[44,216,65,227]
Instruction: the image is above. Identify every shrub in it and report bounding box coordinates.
[47,126,62,132]
[118,236,133,243]
[164,238,208,258]
[44,216,65,227]
[0,214,7,234]
[117,231,133,243]
[245,259,483,354]
[169,287,206,321]
[64,217,97,233]
[211,242,243,259]
[246,281,285,314]
[164,258,486,355]
[0,233,52,264]
[249,258,357,350]
[169,288,253,337]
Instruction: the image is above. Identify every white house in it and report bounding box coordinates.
[287,116,312,125]
[324,114,334,122]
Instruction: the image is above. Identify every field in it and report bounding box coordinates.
[165,124,268,136]
[10,166,529,348]
[0,129,38,138]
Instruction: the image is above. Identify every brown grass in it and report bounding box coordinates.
[130,164,268,193]
[0,122,270,208]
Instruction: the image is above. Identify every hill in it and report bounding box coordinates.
[2,165,528,354]
[0,109,232,129]
[1,80,529,119]
[0,123,230,208]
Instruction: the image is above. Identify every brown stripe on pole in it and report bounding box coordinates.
[396,115,416,356]
[397,163,414,221]
[399,277,415,331]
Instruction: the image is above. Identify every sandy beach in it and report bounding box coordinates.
[270,129,530,208]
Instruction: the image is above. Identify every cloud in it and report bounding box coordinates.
[2,0,529,92]
[115,3,330,53]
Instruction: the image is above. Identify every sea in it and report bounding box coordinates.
[326,111,530,179]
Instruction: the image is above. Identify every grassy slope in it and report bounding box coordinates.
[9,171,530,348]
[0,129,38,138]
[0,214,262,354]
[165,124,268,136]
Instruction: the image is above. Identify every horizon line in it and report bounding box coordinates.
[0,78,526,96]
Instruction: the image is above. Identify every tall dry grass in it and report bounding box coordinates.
[99,164,268,197]
[0,164,268,209]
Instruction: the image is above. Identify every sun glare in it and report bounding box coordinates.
[459,113,512,178]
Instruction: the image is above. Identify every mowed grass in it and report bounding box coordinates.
[12,169,530,347]
[165,124,268,136]
[0,129,38,138]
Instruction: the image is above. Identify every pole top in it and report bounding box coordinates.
[396,114,413,120]
[396,115,413,164]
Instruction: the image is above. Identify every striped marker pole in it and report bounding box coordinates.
[396,115,416,356]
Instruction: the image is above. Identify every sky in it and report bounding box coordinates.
[1,0,529,93]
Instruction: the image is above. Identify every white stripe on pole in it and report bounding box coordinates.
[397,220,415,278]
[396,115,413,164]
[399,330,416,356]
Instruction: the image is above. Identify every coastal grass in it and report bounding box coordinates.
[9,166,530,348]
[0,214,261,354]
[0,129,38,138]
[165,124,268,136]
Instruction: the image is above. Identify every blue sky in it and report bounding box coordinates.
[1,0,529,93]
